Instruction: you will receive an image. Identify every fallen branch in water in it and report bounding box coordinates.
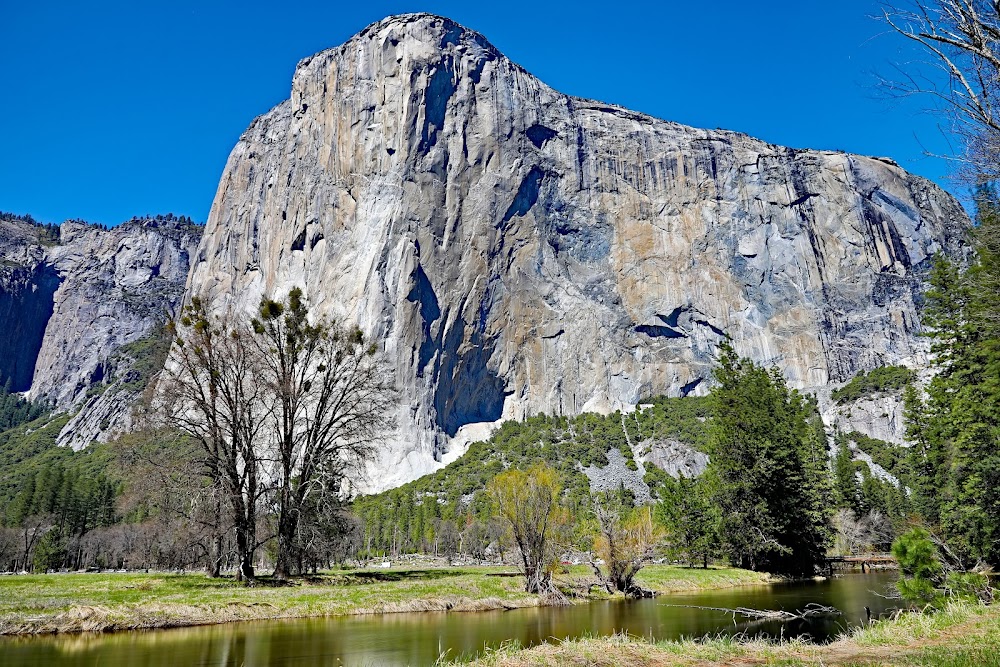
[660,602,841,621]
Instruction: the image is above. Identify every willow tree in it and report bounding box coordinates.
[253,288,395,580]
[487,462,566,594]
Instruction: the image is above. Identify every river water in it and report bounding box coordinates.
[0,572,897,666]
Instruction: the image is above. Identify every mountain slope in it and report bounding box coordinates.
[0,214,201,449]
[186,13,970,489]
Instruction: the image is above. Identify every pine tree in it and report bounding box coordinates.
[654,475,717,568]
[704,342,833,576]
[906,189,1000,567]
[832,441,862,514]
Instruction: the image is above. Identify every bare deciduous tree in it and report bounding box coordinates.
[882,0,1000,182]
[252,288,395,580]
[833,508,898,556]
[155,289,393,582]
[159,297,270,582]
[117,427,226,575]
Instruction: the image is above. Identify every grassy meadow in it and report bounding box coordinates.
[0,564,768,635]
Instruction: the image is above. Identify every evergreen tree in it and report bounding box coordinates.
[906,190,1000,568]
[704,342,833,576]
[0,382,48,432]
[832,442,862,514]
[654,475,717,568]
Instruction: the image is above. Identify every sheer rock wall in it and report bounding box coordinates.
[186,14,970,489]
[0,216,201,448]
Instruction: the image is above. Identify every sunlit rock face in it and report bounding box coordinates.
[187,13,970,490]
[0,215,201,448]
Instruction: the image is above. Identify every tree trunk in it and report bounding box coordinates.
[234,524,255,582]
[206,530,223,577]
[273,509,299,580]
[230,490,256,584]
[524,565,551,594]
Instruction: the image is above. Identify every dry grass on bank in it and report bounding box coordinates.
[447,600,1000,667]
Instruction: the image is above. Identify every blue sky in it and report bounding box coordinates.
[0,1,962,226]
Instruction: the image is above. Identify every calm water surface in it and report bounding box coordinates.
[0,572,897,667]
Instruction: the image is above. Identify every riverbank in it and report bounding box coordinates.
[0,564,770,635]
[448,600,1000,666]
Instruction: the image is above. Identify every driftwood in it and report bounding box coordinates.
[660,602,841,621]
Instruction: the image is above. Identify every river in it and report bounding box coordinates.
[0,572,897,666]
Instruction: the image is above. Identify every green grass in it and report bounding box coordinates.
[633,564,771,591]
[0,563,765,635]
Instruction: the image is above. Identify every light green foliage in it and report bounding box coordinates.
[831,366,916,404]
[353,397,711,558]
[704,342,833,576]
[487,462,566,593]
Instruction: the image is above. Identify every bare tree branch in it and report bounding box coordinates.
[881,0,1000,183]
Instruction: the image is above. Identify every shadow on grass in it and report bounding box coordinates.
[333,569,476,584]
[154,568,522,589]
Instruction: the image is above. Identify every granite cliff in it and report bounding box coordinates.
[184,14,969,489]
[0,214,201,449]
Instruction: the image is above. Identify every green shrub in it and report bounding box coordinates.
[893,527,944,607]
[832,366,915,404]
[890,527,992,609]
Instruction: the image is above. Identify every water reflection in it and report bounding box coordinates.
[0,572,897,667]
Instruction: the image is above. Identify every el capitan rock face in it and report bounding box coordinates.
[186,13,970,489]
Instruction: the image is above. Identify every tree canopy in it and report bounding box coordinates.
[704,343,833,576]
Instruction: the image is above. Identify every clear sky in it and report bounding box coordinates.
[0,0,963,226]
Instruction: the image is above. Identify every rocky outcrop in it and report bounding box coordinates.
[825,393,910,446]
[0,215,201,448]
[583,449,653,505]
[187,14,970,490]
[640,439,710,479]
